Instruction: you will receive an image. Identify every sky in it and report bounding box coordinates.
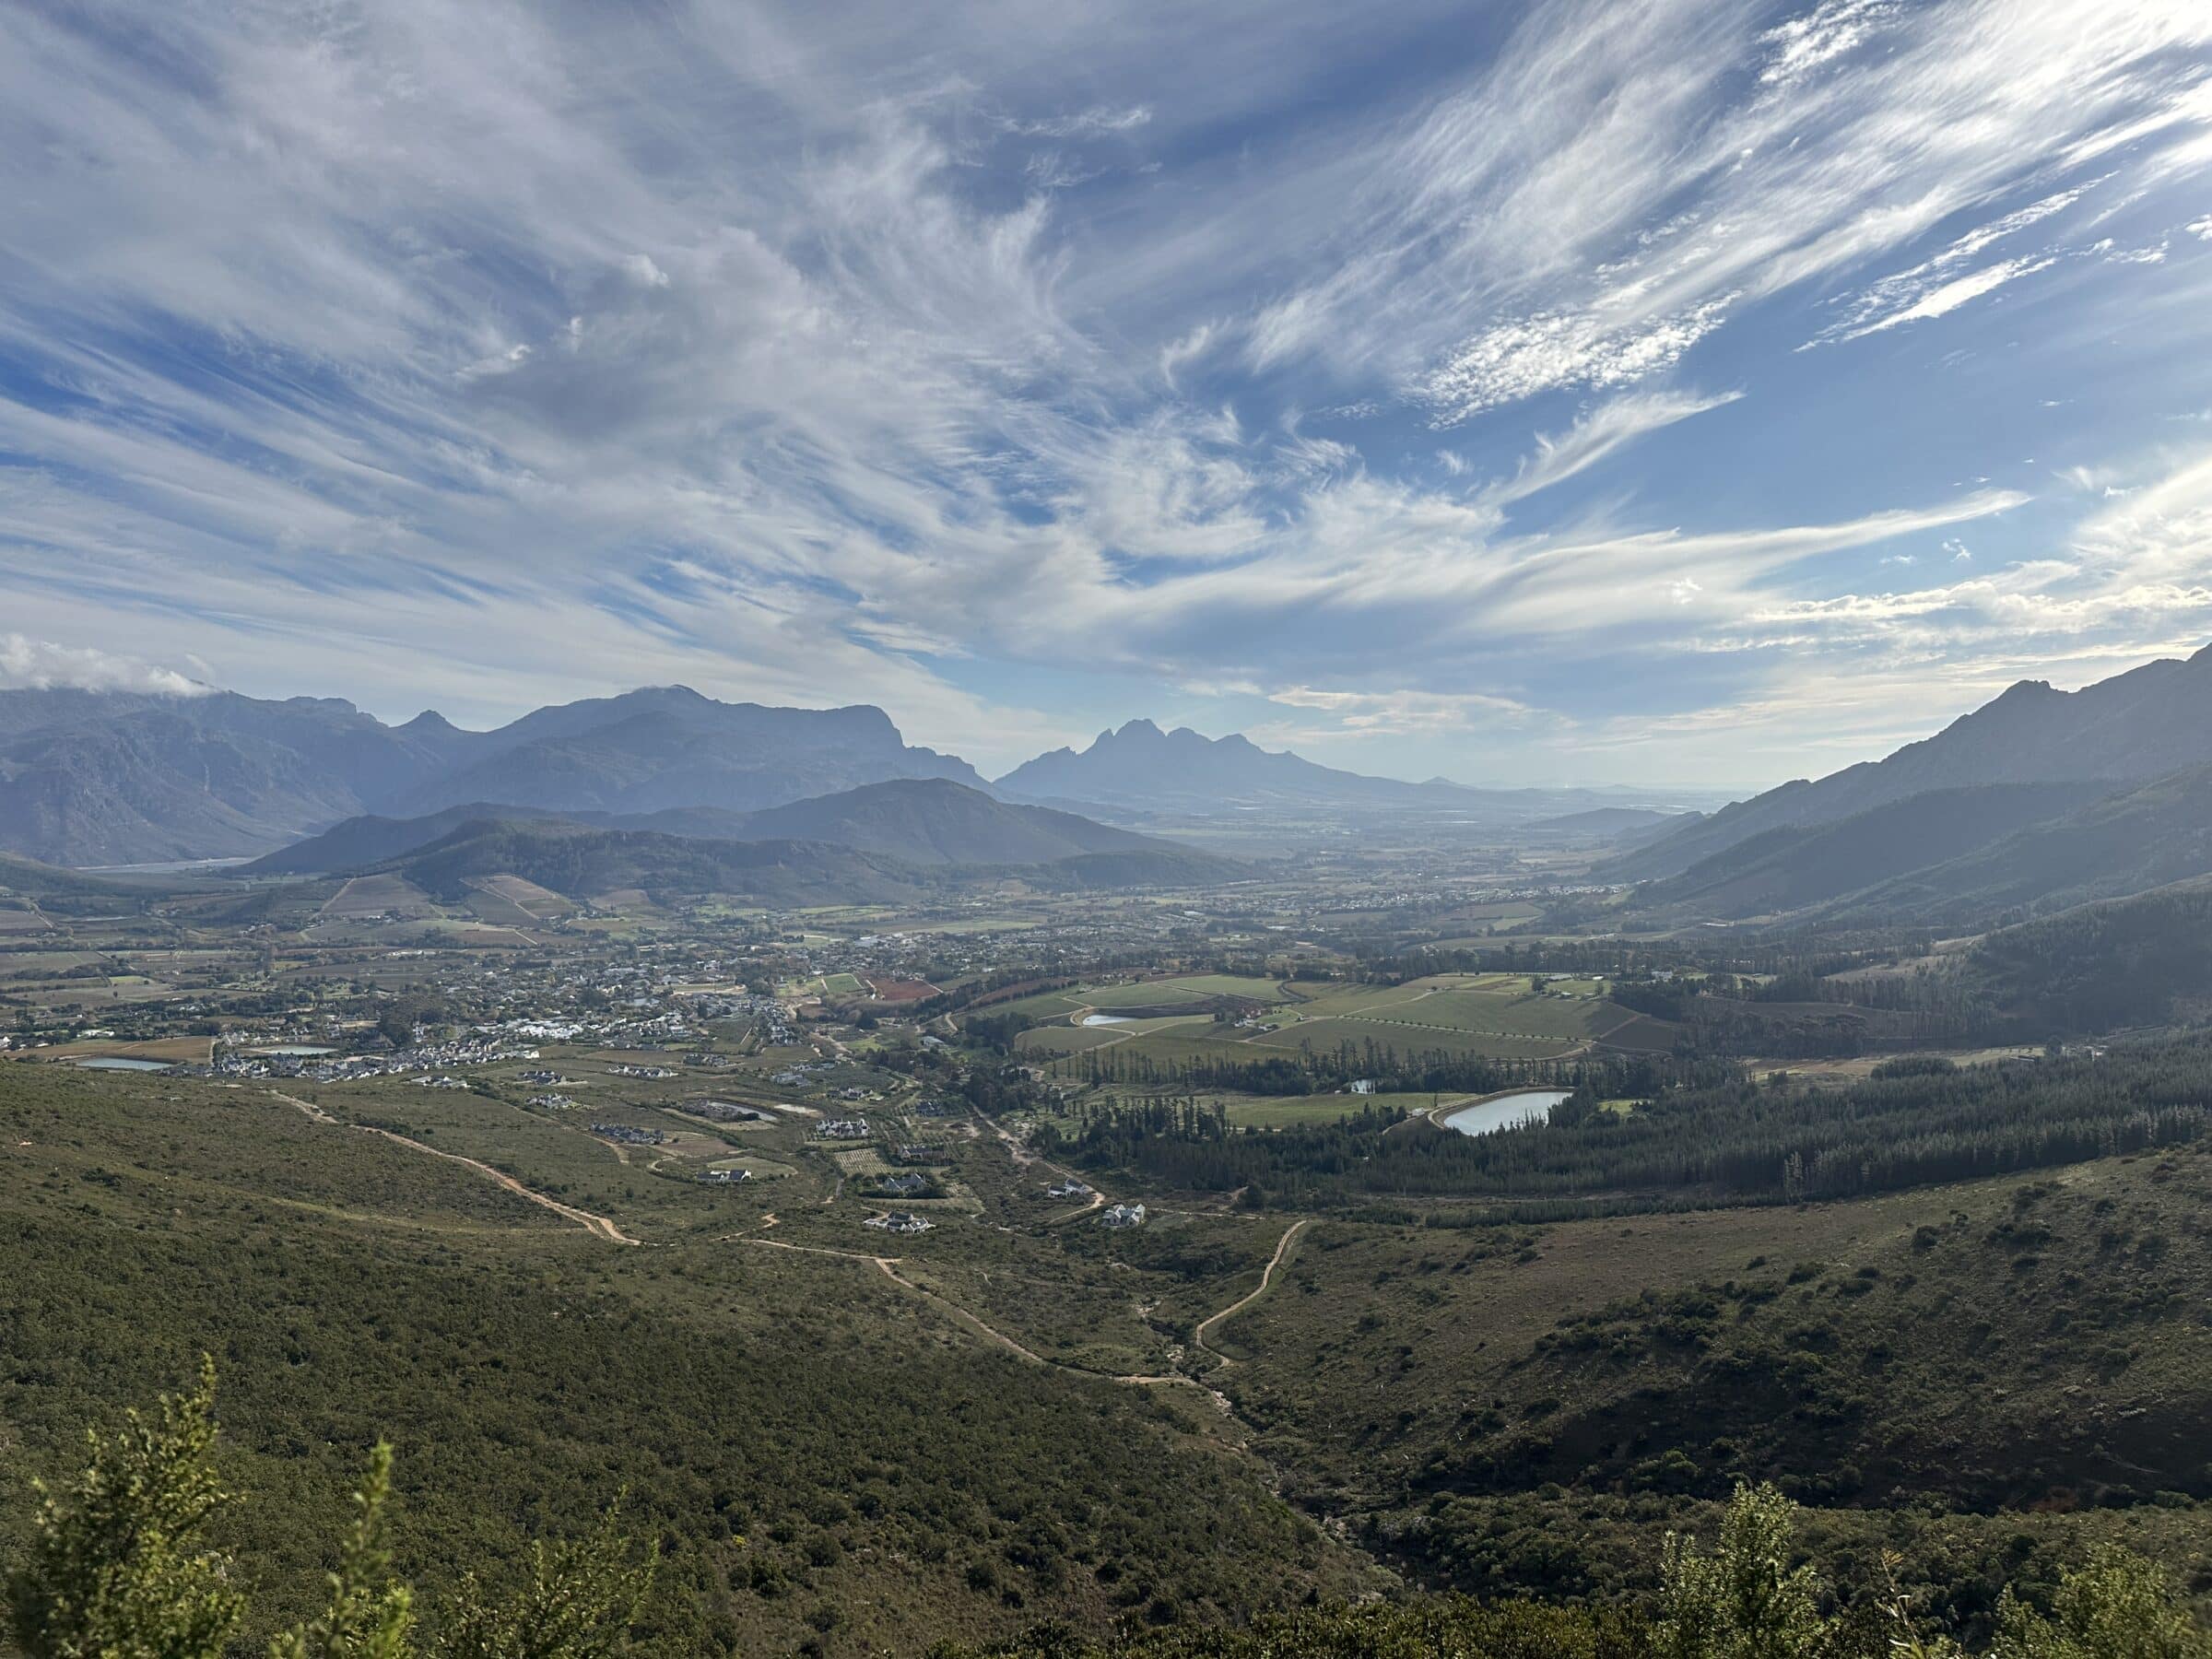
[1,0,2210,789]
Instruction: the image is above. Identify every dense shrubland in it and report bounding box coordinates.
[9,1382,2203,1659]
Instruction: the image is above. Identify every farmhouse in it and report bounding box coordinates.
[1045,1179,1092,1199]
[865,1210,933,1234]
[688,1099,772,1123]
[1100,1203,1146,1229]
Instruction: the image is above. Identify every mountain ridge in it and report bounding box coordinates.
[1606,643,2212,883]
[998,718,1492,812]
[0,685,991,865]
[247,778,1209,877]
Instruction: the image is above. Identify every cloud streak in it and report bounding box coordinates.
[0,0,2206,782]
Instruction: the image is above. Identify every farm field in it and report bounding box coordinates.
[11,1034,215,1065]
[317,873,440,921]
[454,873,572,924]
[993,972,1290,1022]
[1019,974,1674,1077]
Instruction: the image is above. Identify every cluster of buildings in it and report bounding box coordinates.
[188,1030,547,1086]
[816,1117,869,1140]
[865,1210,933,1234]
[590,1123,665,1147]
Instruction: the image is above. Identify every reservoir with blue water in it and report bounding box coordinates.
[1440,1088,1571,1136]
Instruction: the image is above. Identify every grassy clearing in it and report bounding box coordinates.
[1219,1095,1403,1129]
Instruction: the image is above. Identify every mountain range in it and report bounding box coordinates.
[990,717,1703,825]
[1610,642,2212,928]
[995,719,1468,811]
[0,682,1706,868]
[0,685,981,866]
[1609,644,2212,887]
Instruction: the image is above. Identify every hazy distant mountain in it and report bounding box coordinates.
[1825,765,2212,926]
[394,688,986,818]
[0,691,461,865]
[0,684,991,866]
[1608,643,2212,882]
[1528,806,1693,841]
[726,778,1183,866]
[254,778,1209,877]
[997,719,1468,812]
[1632,782,2112,920]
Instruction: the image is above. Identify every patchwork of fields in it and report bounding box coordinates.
[1009,971,1676,1080]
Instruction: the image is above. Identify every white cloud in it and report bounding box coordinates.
[1241,0,2212,408]
[1001,104,1153,139]
[0,0,2206,790]
[1419,301,1735,425]
[1266,685,1538,735]
[1489,386,1743,504]
[1759,0,1900,88]
[0,635,211,697]
[1811,182,2098,343]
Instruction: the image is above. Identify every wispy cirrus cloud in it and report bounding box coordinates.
[0,0,2206,783]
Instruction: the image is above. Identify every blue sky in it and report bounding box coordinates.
[1,0,2209,788]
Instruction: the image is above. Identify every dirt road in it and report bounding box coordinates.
[1193,1218,1309,1361]
[269,1091,639,1245]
